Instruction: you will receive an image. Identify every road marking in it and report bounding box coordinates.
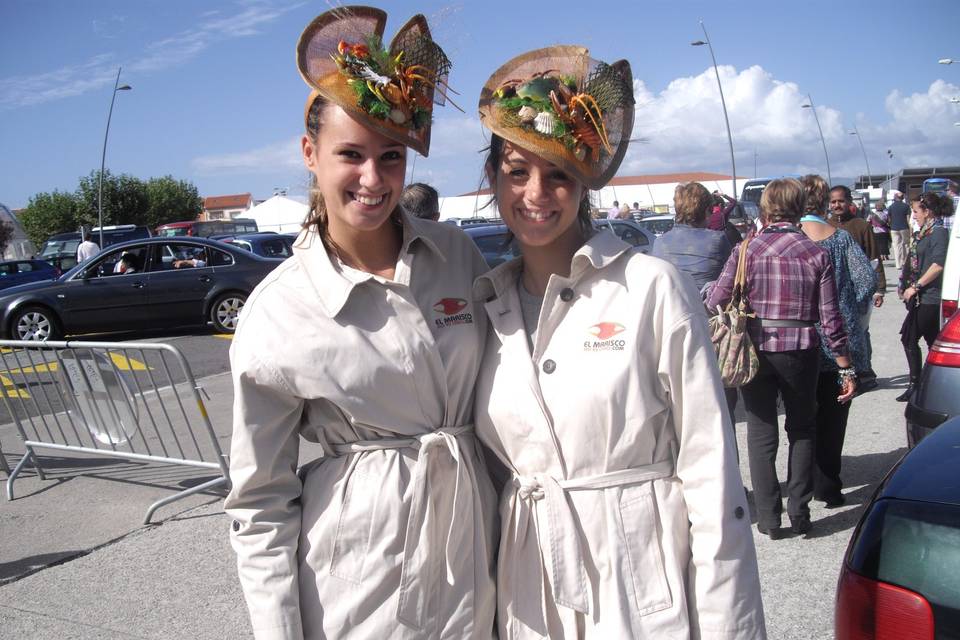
[1,374,30,398]
[109,353,149,371]
[212,334,234,340]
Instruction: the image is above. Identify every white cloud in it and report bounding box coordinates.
[621,65,959,189]
[0,54,119,109]
[191,136,303,174]
[0,2,301,109]
[184,66,960,198]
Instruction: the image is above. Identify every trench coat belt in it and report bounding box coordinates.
[330,424,475,631]
[511,459,674,618]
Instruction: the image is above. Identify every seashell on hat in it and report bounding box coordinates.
[478,45,635,190]
[297,5,459,157]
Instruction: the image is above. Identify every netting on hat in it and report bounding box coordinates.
[296,7,457,156]
[479,46,635,189]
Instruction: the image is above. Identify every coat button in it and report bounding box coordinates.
[542,359,556,374]
[560,288,574,302]
[734,506,744,519]
[232,520,241,532]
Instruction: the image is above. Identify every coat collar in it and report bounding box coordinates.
[473,229,632,303]
[294,209,445,318]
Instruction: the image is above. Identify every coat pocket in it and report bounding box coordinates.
[616,482,673,616]
[329,465,375,585]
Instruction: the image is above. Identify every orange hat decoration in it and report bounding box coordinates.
[478,46,634,190]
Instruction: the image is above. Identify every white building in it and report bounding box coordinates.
[437,172,743,221]
[246,195,309,233]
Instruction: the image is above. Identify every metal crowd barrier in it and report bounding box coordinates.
[0,340,229,523]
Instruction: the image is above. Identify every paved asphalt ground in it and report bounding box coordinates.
[0,262,919,639]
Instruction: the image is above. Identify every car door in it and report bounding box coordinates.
[58,247,150,333]
[143,242,218,326]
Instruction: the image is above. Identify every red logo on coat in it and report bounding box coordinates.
[433,298,468,315]
[588,322,626,340]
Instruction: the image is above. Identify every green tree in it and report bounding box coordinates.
[18,190,82,248]
[143,176,203,228]
[76,170,149,228]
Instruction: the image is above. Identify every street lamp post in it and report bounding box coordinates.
[801,94,832,185]
[849,125,872,189]
[692,20,737,199]
[98,67,132,248]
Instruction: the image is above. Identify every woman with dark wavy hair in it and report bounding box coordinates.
[473,45,765,639]
[897,192,949,402]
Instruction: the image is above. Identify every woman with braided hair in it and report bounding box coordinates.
[224,8,496,638]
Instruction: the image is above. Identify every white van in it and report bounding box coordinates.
[940,220,959,326]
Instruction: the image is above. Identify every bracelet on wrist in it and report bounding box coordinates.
[836,367,857,384]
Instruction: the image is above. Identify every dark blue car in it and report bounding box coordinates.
[0,260,58,290]
[221,232,295,259]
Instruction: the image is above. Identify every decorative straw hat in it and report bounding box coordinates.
[478,46,634,190]
[297,6,458,157]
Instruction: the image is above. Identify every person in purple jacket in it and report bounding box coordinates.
[707,178,857,539]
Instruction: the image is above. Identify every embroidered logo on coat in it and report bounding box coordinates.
[433,297,473,328]
[584,322,627,351]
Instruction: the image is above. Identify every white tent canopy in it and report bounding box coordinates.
[247,195,309,233]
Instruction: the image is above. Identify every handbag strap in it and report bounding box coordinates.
[728,236,751,311]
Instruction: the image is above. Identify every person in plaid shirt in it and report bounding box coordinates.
[707,178,857,540]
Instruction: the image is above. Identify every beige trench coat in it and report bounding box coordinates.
[474,231,766,639]
[225,214,498,640]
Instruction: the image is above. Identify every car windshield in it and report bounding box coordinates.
[472,232,517,268]
[39,240,79,258]
[639,219,675,235]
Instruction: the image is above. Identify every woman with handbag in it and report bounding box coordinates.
[707,178,856,540]
[473,46,765,639]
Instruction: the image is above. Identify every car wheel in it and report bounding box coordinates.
[12,306,61,341]
[210,292,247,333]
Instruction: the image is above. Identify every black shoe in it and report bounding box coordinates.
[896,385,914,402]
[789,515,812,536]
[757,523,784,540]
[817,494,846,508]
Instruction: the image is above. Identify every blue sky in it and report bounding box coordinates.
[2,0,959,211]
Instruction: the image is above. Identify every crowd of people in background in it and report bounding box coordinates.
[651,176,952,539]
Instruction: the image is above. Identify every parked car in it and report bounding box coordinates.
[592,219,655,253]
[464,224,518,268]
[465,220,655,269]
[221,232,295,259]
[0,237,283,341]
[835,414,960,640]
[443,217,501,227]
[38,225,153,274]
[728,202,758,237]
[905,311,960,447]
[630,209,658,221]
[635,214,675,238]
[155,219,259,238]
[939,210,960,325]
[0,260,59,290]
